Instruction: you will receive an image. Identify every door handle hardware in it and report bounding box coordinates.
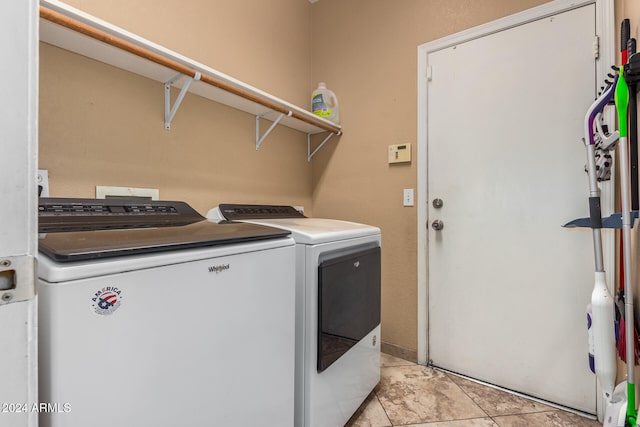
[432,198,444,209]
[431,220,444,231]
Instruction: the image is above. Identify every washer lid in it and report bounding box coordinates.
[207,204,380,245]
[38,198,290,262]
[242,218,379,244]
[39,220,291,262]
[208,205,379,245]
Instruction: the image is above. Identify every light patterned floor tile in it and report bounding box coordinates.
[446,373,555,416]
[407,417,499,426]
[375,365,487,425]
[345,392,392,427]
[492,410,601,427]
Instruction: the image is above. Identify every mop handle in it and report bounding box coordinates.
[583,76,618,270]
[586,75,618,146]
[614,67,636,425]
[622,19,630,65]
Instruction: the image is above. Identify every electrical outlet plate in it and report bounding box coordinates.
[96,186,159,200]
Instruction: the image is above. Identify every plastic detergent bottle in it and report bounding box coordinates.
[311,82,340,125]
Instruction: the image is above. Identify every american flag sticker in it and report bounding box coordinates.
[91,286,123,316]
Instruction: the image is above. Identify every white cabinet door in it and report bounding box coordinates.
[426,4,598,413]
[0,1,38,426]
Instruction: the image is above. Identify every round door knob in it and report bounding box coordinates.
[432,198,444,209]
[432,220,444,231]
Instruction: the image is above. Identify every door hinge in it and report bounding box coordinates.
[593,35,600,60]
[426,66,433,81]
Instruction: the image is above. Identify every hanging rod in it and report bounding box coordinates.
[39,5,342,135]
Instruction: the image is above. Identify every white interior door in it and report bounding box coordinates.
[426,4,599,413]
[0,1,39,426]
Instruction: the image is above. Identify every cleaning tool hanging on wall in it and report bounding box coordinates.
[311,82,340,125]
[614,65,638,427]
[564,70,619,425]
[624,36,638,211]
[616,19,640,370]
[583,76,618,418]
[620,29,640,375]
[568,21,640,427]
[616,36,640,369]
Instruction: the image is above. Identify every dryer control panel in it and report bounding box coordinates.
[219,204,306,220]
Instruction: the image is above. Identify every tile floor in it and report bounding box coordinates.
[345,353,602,427]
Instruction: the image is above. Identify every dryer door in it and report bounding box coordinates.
[317,245,381,372]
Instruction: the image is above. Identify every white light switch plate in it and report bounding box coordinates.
[403,189,414,206]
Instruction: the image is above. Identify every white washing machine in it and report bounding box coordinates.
[37,198,296,427]
[209,204,381,427]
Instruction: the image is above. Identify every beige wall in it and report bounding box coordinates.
[58,0,313,107]
[40,0,553,358]
[310,0,547,354]
[617,0,640,51]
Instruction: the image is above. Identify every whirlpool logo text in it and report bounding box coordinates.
[208,264,230,274]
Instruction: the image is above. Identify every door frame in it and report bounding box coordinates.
[416,0,615,366]
[0,0,39,426]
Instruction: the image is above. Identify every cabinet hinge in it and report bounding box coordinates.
[593,35,600,60]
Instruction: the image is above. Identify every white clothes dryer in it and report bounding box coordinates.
[209,204,381,427]
[37,198,296,427]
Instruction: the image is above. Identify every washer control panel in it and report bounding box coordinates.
[38,198,203,232]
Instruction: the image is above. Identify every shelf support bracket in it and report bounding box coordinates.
[164,71,201,130]
[256,111,292,150]
[308,131,339,161]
